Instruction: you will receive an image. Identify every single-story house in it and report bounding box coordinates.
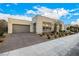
[8,15,65,34]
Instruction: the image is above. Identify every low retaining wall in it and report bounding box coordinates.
[0,33,79,56]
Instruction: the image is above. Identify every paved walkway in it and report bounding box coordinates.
[0,33,79,56]
[0,33,48,54]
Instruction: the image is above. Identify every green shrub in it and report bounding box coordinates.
[0,31,4,36]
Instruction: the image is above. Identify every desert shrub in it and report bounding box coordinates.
[50,33,53,36]
[39,34,42,37]
[54,35,57,38]
[54,33,58,38]
[47,34,50,39]
[58,33,62,37]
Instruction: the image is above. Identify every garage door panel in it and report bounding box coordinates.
[13,24,30,33]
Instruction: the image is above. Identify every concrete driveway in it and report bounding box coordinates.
[0,33,48,53]
[0,33,79,56]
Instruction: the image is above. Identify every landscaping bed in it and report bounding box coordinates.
[0,34,7,46]
[39,31,76,40]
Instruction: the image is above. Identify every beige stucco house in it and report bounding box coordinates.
[8,15,65,34]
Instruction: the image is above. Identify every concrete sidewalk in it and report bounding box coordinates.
[0,33,79,56]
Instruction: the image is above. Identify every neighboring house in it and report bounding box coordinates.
[8,15,65,34]
[66,24,79,32]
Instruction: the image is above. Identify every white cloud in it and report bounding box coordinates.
[27,10,36,14]
[0,13,32,21]
[71,21,76,25]
[13,3,18,5]
[71,19,79,25]
[26,6,68,19]
[68,8,79,12]
[6,4,10,7]
[73,13,79,15]
[1,5,79,24]
[57,8,68,16]
[66,13,72,19]
[62,8,79,20]
[0,13,10,20]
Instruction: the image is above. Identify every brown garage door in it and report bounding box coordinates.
[13,24,30,33]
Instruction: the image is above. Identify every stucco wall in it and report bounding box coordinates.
[36,19,43,34]
[30,23,34,32]
[8,18,32,33]
[33,16,57,34]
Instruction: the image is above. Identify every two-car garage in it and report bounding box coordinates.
[8,18,31,34]
[13,24,30,33]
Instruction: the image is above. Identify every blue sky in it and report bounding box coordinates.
[0,3,79,25]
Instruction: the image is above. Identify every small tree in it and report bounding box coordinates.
[0,20,7,36]
[54,23,57,32]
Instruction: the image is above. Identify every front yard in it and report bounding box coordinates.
[0,30,79,54]
[0,33,79,56]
